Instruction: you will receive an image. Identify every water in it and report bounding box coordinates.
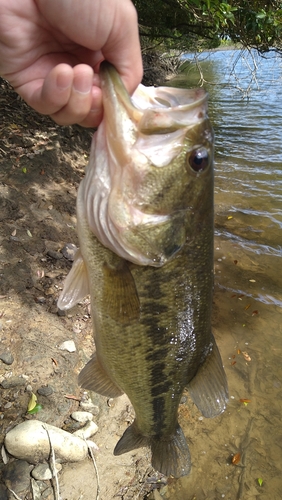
[163,50,282,499]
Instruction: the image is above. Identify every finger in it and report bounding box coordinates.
[52,84,103,128]
[48,64,96,126]
[13,63,74,115]
[101,3,143,94]
[39,63,74,114]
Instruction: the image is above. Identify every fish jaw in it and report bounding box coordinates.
[82,61,213,266]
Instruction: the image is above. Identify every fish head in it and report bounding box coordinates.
[83,62,213,266]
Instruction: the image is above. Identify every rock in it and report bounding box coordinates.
[41,486,54,499]
[31,478,41,500]
[73,420,98,439]
[2,460,33,498]
[61,243,78,261]
[35,296,46,304]
[1,376,26,389]
[0,352,14,365]
[58,340,76,352]
[86,440,99,452]
[47,249,63,260]
[37,385,54,397]
[0,484,8,500]
[31,463,62,481]
[71,411,93,424]
[4,420,90,463]
[79,401,99,415]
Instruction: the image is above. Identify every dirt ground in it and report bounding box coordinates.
[0,78,178,499]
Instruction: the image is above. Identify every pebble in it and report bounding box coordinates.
[47,249,63,260]
[31,463,62,481]
[1,376,26,389]
[31,478,41,500]
[71,411,93,424]
[5,420,90,463]
[0,484,8,500]
[79,401,99,415]
[58,340,76,352]
[73,420,98,439]
[37,385,54,397]
[61,243,78,261]
[0,352,14,365]
[35,296,46,304]
[41,486,54,499]
[86,440,99,452]
[2,460,33,498]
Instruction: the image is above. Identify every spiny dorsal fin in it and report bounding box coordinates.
[188,335,229,418]
[57,248,89,310]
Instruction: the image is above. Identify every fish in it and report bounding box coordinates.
[58,61,228,478]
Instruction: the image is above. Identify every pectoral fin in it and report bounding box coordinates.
[78,353,123,398]
[57,248,89,310]
[103,261,140,324]
[188,336,229,418]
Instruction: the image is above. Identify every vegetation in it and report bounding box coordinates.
[133,1,282,54]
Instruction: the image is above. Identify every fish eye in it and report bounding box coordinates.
[187,147,210,173]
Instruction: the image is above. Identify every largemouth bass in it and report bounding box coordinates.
[58,62,228,478]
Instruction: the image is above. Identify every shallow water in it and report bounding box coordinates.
[163,50,282,499]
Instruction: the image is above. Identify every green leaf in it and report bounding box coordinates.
[27,404,43,415]
[257,478,263,487]
[27,392,37,412]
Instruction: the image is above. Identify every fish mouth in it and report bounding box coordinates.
[100,61,208,136]
[83,62,212,267]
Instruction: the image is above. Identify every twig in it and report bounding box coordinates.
[85,439,100,500]
[7,488,23,500]
[42,425,61,500]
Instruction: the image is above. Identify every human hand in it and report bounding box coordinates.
[0,0,142,127]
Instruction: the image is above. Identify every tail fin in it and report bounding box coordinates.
[151,424,191,478]
[114,422,191,478]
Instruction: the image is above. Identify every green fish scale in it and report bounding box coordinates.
[86,210,214,439]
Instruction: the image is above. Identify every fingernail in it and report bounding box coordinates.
[56,73,71,91]
[74,75,92,94]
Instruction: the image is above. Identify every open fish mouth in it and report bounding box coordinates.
[81,61,213,266]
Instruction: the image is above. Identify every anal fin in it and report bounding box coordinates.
[78,353,123,398]
[188,335,229,418]
[114,422,148,456]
